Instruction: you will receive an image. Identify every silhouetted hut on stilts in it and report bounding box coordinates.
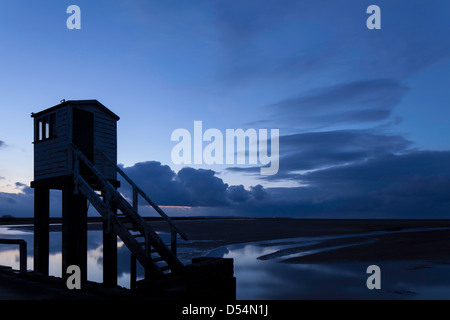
[31,100,235,298]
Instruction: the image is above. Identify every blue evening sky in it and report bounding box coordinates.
[1,0,449,218]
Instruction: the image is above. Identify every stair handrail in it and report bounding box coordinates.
[96,150,188,241]
[73,170,162,275]
[71,143,155,246]
[70,143,185,275]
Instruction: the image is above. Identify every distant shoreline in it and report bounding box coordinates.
[2,216,450,226]
[0,216,292,226]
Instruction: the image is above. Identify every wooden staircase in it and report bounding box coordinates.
[70,143,187,279]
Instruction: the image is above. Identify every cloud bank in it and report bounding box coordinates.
[2,147,449,219]
[118,162,267,207]
[266,79,409,129]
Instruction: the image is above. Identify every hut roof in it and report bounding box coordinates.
[31,100,120,121]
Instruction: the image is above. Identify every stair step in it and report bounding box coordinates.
[123,221,136,227]
[160,265,171,272]
[133,234,145,238]
[152,257,164,263]
[117,213,129,217]
[122,222,136,227]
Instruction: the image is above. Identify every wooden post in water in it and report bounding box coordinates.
[62,183,88,282]
[130,253,137,291]
[102,190,118,287]
[19,241,27,273]
[103,221,118,286]
[34,187,49,275]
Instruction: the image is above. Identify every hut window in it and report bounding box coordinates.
[35,114,56,142]
[37,119,43,141]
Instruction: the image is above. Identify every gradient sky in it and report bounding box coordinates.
[1,0,450,218]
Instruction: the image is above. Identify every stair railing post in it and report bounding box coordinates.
[19,240,27,273]
[73,150,80,194]
[130,253,136,291]
[103,189,112,234]
[144,232,151,261]
[171,227,177,256]
[132,188,138,212]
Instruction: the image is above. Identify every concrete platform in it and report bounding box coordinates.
[0,257,235,300]
[0,266,143,300]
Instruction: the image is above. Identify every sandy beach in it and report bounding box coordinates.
[3,218,450,299]
[146,218,450,263]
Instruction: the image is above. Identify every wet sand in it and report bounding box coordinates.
[6,218,450,263]
[148,218,450,263]
[283,229,450,263]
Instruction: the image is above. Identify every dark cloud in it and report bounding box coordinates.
[176,167,229,206]
[0,140,4,148]
[119,161,189,206]
[267,79,409,128]
[0,188,64,218]
[227,129,413,180]
[250,184,268,201]
[226,185,251,203]
[0,163,268,217]
[119,162,229,206]
[0,191,33,216]
[222,134,450,218]
[1,151,449,218]
[220,151,450,219]
[273,79,407,111]
[225,184,267,203]
[119,161,266,207]
[296,151,450,217]
[15,182,33,195]
[238,151,450,218]
[302,150,450,196]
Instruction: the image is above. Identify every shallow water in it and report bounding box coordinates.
[206,229,450,299]
[0,224,197,289]
[1,225,450,299]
